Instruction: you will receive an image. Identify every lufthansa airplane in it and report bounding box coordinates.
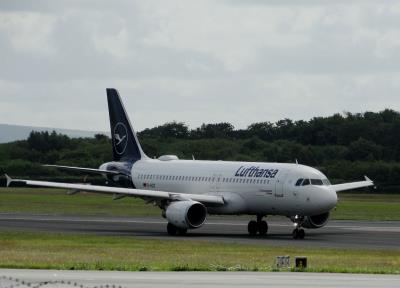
[6,89,374,239]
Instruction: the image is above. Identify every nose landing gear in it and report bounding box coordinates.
[248,215,268,236]
[292,227,305,239]
[292,215,306,239]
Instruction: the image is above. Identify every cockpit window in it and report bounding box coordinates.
[295,178,303,186]
[311,179,323,186]
[322,179,331,186]
[302,179,310,186]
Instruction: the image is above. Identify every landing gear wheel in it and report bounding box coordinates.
[292,228,305,239]
[167,223,178,236]
[292,229,299,239]
[298,229,305,239]
[258,221,268,236]
[248,220,258,236]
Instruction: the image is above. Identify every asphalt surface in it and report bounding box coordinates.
[0,213,399,250]
[1,269,399,288]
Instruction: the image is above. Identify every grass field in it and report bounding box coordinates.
[0,189,399,274]
[332,193,400,221]
[0,231,399,274]
[0,188,400,220]
[0,188,160,216]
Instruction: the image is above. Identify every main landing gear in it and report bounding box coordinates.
[248,215,268,236]
[292,215,306,239]
[167,223,187,236]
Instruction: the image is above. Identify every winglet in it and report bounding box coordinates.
[364,175,372,182]
[5,174,12,187]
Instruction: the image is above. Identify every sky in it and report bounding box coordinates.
[0,0,400,132]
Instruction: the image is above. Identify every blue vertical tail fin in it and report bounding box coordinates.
[106,88,148,162]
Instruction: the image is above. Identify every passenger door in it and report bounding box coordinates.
[209,173,222,193]
[275,171,288,198]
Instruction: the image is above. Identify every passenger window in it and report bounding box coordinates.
[302,179,310,186]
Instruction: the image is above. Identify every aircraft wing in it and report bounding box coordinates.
[331,176,374,192]
[5,175,225,206]
[43,165,123,176]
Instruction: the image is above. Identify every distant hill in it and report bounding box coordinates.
[0,123,109,143]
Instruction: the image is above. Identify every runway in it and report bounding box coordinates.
[0,269,399,288]
[0,213,399,250]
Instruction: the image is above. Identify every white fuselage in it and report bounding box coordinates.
[131,158,337,217]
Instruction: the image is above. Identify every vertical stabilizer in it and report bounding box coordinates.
[106,88,148,162]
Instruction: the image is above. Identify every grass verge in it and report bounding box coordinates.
[0,188,160,216]
[0,231,399,274]
[332,193,400,220]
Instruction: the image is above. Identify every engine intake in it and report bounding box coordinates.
[166,201,207,229]
[302,212,330,229]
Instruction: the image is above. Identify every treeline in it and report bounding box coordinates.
[139,109,400,160]
[0,109,400,192]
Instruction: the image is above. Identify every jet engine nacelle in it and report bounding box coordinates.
[165,200,207,229]
[302,212,330,229]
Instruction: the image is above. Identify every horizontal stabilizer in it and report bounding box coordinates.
[43,164,124,176]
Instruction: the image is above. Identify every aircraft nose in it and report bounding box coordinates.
[327,188,338,210]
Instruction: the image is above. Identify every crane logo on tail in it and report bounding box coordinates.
[113,122,128,155]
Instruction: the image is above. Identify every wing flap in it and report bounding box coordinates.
[6,176,224,205]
